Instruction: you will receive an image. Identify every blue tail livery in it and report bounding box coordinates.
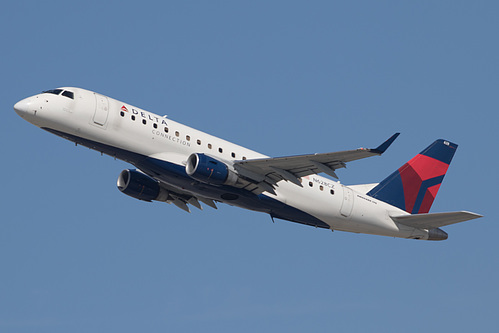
[367,139,457,214]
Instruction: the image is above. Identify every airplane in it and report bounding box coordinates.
[14,87,482,240]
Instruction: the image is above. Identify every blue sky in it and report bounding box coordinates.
[1,1,497,332]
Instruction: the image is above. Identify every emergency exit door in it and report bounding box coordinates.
[93,93,109,126]
[340,186,354,217]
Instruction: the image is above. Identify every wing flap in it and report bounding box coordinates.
[153,179,218,211]
[391,211,483,229]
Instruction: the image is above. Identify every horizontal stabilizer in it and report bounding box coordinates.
[391,211,482,229]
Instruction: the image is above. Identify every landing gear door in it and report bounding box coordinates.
[340,186,354,217]
[93,93,109,126]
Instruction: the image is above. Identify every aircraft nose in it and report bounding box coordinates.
[14,97,34,117]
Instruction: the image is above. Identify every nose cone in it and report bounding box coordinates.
[14,97,34,117]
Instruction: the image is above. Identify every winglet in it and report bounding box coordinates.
[371,133,400,154]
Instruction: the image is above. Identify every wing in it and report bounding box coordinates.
[234,133,400,189]
[391,211,483,229]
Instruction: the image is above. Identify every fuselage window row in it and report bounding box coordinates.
[308,181,335,195]
[120,111,247,160]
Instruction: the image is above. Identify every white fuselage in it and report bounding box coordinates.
[15,87,429,240]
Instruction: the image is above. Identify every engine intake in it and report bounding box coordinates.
[186,153,237,186]
[117,169,169,202]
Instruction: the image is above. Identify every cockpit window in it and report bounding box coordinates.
[42,89,74,99]
[43,89,63,95]
[62,90,74,99]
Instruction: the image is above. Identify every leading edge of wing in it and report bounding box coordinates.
[233,133,400,185]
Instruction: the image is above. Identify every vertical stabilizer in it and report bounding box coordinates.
[367,139,457,214]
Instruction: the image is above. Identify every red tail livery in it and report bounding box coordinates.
[367,139,457,214]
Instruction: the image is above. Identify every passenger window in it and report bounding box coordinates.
[242,156,247,160]
[131,115,136,121]
[142,119,147,125]
[120,111,125,117]
[62,90,74,99]
[197,139,201,145]
[309,182,313,187]
[153,123,157,129]
[208,143,212,149]
[218,148,223,153]
[186,135,190,141]
[330,189,335,195]
[164,127,168,133]
[320,185,324,191]
[175,131,179,137]
[231,152,236,158]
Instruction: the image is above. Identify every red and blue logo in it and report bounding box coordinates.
[367,140,457,214]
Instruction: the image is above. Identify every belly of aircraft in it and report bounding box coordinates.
[43,127,330,229]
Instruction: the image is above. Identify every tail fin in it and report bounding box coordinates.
[367,139,458,214]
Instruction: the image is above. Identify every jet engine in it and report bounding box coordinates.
[117,169,169,202]
[186,153,238,186]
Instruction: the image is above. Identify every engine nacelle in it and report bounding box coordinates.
[117,169,169,202]
[186,153,238,186]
